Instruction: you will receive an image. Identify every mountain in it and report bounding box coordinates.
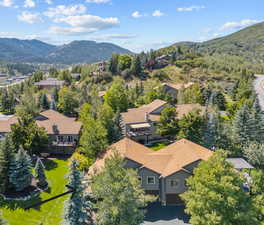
[0,38,132,65]
[45,40,132,65]
[162,21,264,63]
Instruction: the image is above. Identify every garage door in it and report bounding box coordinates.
[166,194,184,205]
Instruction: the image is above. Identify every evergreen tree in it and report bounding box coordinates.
[39,93,50,110]
[35,158,48,189]
[247,98,264,142]
[9,148,32,192]
[232,104,251,145]
[108,53,119,74]
[181,151,260,225]
[52,87,59,102]
[62,160,92,225]
[243,142,264,169]
[212,91,226,110]
[0,136,15,193]
[131,55,142,78]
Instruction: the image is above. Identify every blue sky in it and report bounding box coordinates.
[0,0,263,52]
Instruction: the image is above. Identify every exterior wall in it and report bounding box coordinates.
[165,170,191,194]
[139,168,160,191]
[183,160,201,173]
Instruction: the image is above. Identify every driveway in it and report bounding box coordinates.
[254,75,264,110]
[143,203,190,225]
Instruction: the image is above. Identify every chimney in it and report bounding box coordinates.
[145,112,149,121]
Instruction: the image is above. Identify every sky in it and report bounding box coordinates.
[0,0,263,52]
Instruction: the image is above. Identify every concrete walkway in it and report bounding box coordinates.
[254,75,264,111]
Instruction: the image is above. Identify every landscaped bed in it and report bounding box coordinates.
[149,141,171,151]
[1,158,69,225]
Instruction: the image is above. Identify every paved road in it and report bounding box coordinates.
[254,75,264,111]
[143,203,190,225]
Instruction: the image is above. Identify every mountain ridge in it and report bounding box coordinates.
[0,38,132,65]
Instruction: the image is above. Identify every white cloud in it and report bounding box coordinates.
[152,10,164,17]
[49,14,119,35]
[219,19,259,31]
[86,0,111,3]
[0,0,13,7]
[88,33,137,41]
[49,26,97,35]
[44,0,52,5]
[17,11,43,24]
[24,0,35,8]
[44,4,86,18]
[132,11,143,18]
[177,6,205,12]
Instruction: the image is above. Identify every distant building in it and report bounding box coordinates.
[226,158,254,171]
[0,110,81,155]
[71,73,81,81]
[161,82,194,100]
[95,61,107,73]
[35,78,65,90]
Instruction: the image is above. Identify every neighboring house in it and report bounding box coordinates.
[121,99,206,144]
[161,82,194,101]
[121,99,168,144]
[0,110,81,155]
[35,78,65,90]
[89,137,213,205]
[71,73,81,81]
[226,158,254,192]
[95,61,107,73]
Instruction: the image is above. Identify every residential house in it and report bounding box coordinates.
[89,137,213,205]
[161,82,194,101]
[0,110,81,154]
[35,78,65,90]
[121,99,206,144]
[121,99,168,144]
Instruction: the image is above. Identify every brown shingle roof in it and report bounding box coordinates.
[0,110,81,135]
[90,138,213,177]
[121,99,167,124]
[176,104,206,119]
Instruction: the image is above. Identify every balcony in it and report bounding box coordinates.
[52,141,76,147]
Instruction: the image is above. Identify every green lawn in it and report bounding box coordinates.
[1,158,69,225]
[149,142,170,151]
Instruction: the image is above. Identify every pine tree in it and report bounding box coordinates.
[35,158,48,189]
[108,53,119,74]
[39,93,49,110]
[62,160,92,225]
[247,98,264,142]
[9,148,32,192]
[131,55,142,78]
[0,136,15,193]
[232,104,251,145]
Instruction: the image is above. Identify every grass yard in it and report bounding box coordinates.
[1,158,69,225]
[149,141,170,151]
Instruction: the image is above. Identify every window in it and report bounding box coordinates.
[147,176,155,184]
[57,135,64,143]
[67,136,73,143]
[170,179,180,188]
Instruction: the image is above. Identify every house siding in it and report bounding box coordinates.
[165,170,191,194]
[139,168,160,191]
[124,158,141,169]
[183,160,201,173]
